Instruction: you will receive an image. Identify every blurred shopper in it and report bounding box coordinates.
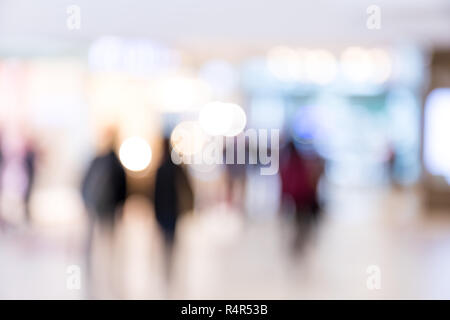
[0,131,3,230]
[0,131,3,173]
[224,137,247,210]
[0,131,37,225]
[23,137,36,223]
[81,127,127,296]
[279,140,323,251]
[81,139,127,229]
[386,143,398,187]
[154,138,193,282]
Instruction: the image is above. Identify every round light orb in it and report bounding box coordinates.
[341,47,374,83]
[199,102,246,137]
[119,136,152,172]
[304,49,337,85]
[225,103,247,137]
[369,48,392,84]
[199,102,233,136]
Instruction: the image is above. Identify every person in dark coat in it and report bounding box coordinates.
[0,132,3,231]
[23,140,36,224]
[81,149,127,227]
[81,127,127,296]
[154,138,193,282]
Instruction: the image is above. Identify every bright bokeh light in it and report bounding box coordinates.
[267,47,337,84]
[369,49,392,84]
[170,121,207,156]
[119,136,152,172]
[198,102,246,136]
[225,103,247,137]
[341,47,374,83]
[199,102,233,136]
[341,47,392,84]
[304,49,337,85]
[424,88,450,183]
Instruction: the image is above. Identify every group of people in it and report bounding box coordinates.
[81,130,193,288]
[0,124,324,296]
[81,128,323,270]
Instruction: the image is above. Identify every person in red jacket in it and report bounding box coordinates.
[279,140,323,251]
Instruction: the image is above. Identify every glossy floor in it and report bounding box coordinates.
[1,185,450,299]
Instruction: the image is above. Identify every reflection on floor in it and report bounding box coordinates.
[1,184,450,299]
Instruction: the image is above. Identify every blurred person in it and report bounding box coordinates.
[0,131,3,173]
[23,137,36,223]
[81,127,127,297]
[0,130,38,225]
[279,140,323,252]
[224,137,247,210]
[0,131,4,230]
[386,142,399,187]
[154,138,193,284]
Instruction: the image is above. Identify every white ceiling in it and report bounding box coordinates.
[0,0,449,55]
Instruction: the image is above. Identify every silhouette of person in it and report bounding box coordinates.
[279,140,323,252]
[0,131,3,171]
[223,136,247,210]
[0,131,3,230]
[23,138,36,223]
[82,131,126,228]
[154,138,193,282]
[81,127,127,296]
[0,131,37,225]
